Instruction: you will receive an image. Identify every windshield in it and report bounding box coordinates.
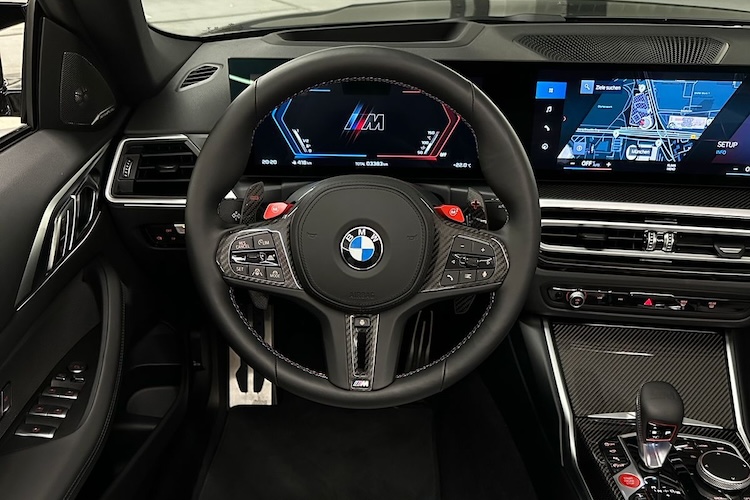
[142,0,750,37]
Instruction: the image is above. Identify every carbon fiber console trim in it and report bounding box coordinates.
[552,323,734,429]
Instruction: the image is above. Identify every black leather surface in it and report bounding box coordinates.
[0,262,124,500]
[290,176,433,311]
[186,46,540,408]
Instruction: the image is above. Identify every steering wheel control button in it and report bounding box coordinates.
[67,362,86,374]
[263,202,292,220]
[477,269,493,281]
[231,237,254,252]
[617,473,642,489]
[477,257,494,268]
[441,271,459,286]
[230,263,249,276]
[473,242,492,255]
[451,236,473,253]
[252,233,274,249]
[266,268,284,282]
[353,316,371,328]
[435,205,466,224]
[340,226,384,271]
[42,387,79,400]
[459,270,476,283]
[248,266,267,279]
[15,423,56,439]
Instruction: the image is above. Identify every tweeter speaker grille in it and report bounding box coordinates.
[60,52,116,126]
[516,35,727,64]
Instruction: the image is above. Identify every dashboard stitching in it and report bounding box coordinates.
[396,292,495,378]
[229,287,328,378]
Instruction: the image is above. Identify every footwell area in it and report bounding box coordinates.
[196,376,538,500]
[198,401,439,500]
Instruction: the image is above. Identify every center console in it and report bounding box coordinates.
[526,321,750,500]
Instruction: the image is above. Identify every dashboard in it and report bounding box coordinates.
[111,20,750,329]
[230,58,750,185]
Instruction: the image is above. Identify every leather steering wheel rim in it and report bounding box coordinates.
[185,46,540,409]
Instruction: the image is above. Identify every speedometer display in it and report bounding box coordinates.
[242,77,479,174]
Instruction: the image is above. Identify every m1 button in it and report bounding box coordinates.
[263,202,291,220]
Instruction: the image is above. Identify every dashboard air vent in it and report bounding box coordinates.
[516,35,726,64]
[110,138,198,198]
[540,208,750,278]
[178,64,221,91]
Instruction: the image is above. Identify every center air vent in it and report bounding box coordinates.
[541,209,750,277]
[178,64,221,91]
[109,137,199,199]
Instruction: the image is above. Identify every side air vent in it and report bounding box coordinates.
[109,137,199,199]
[178,64,221,91]
[516,35,726,64]
[540,209,750,277]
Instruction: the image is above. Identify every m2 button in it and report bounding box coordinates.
[435,205,466,224]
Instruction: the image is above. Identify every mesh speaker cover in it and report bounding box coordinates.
[60,52,116,126]
[517,35,726,64]
[552,323,734,429]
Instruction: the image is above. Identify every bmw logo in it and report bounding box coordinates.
[340,226,384,271]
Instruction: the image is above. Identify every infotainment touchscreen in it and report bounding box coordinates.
[531,70,750,178]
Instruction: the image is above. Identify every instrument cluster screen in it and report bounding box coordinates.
[229,59,478,177]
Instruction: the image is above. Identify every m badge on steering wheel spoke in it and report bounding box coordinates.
[340,226,383,271]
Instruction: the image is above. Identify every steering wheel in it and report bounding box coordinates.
[186,46,540,409]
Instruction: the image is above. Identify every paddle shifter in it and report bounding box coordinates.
[636,381,684,470]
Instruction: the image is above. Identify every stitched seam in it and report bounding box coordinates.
[396,292,495,378]
[229,287,327,378]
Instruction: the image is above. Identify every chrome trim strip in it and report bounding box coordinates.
[543,319,594,500]
[540,198,750,220]
[726,339,750,455]
[587,412,723,429]
[16,213,101,311]
[543,218,750,236]
[541,242,750,264]
[104,135,200,207]
[15,145,108,306]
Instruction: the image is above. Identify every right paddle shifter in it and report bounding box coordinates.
[636,381,684,470]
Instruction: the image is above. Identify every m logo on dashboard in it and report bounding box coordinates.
[344,103,385,139]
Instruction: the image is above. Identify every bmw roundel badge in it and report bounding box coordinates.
[340,226,384,271]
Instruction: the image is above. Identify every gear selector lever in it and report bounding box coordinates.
[636,381,684,470]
